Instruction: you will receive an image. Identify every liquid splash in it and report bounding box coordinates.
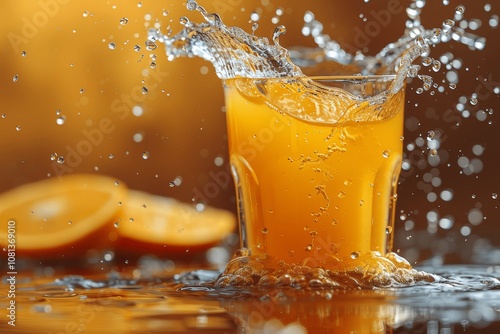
[150,1,485,100]
[149,0,301,79]
[213,249,437,289]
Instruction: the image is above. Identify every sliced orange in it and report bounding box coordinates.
[0,174,127,258]
[113,190,236,255]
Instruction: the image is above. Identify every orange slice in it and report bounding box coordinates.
[113,190,236,255]
[0,174,127,258]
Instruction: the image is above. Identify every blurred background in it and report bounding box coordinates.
[0,0,498,266]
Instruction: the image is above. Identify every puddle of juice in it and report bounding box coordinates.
[1,265,499,333]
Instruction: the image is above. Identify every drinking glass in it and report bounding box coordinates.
[223,75,404,264]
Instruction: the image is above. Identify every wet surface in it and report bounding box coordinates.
[2,265,500,333]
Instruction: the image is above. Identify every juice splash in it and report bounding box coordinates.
[151,1,487,287]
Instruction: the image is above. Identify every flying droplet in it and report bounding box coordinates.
[108,42,116,50]
[145,40,157,51]
[432,60,441,72]
[455,5,465,15]
[186,0,197,11]
[56,116,66,125]
[142,151,150,159]
[442,19,455,32]
[119,17,129,25]
[272,25,286,44]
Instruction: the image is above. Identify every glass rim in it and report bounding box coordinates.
[307,74,396,83]
[224,74,397,83]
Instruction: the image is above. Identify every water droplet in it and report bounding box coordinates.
[21,51,27,57]
[82,11,89,18]
[442,19,455,32]
[57,156,65,164]
[109,154,115,160]
[304,244,313,252]
[422,57,433,66]
[134,45,141,52]
[470,97,478,106]
[272,25,286,44]
[261,227,268,234]
[50,153,58,161]
[56,116,66,125]
[142,151,150,159]
[145,40,157,51]
[350,251,359,259]
[492,193,498,200]
[129,218,134,222]
[141,87,148,94]
[432,60,441,72]
[427,130,435,140]
[114,222,119,228]
[455,5,465,15]
[12,74,19,82]
[338,191,346,198]
[15,125,21,131]
[108,42,116,50]
[68,221,72,225]
[386,226,393,234]
[119,17,129,25]
[186,0,197,11]
[343,179,352,186]
[114,180,120,186]
[382,150,391,158]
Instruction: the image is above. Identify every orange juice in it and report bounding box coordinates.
[224,77,405,264]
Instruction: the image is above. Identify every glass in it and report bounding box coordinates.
[223,76,405,264]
